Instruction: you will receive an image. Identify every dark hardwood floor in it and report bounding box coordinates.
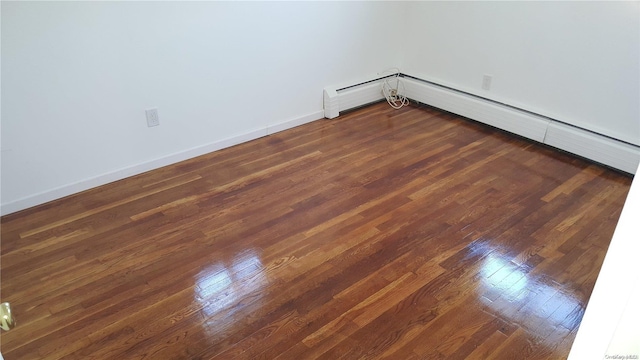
[0,102,632,359]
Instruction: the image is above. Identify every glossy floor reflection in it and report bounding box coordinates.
[0,102,632,359]
[194,249,270,344]
[478,250,583,345]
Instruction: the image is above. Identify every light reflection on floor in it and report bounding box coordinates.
[479,251,583,341]
[194,249,269,334]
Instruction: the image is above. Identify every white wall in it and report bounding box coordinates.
[0,1,405,213]
[402,1,640,146]
[3,2,639,214]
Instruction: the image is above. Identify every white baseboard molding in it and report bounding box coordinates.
[0,110,324,216]
[323,73,640,174]
[266,111,323,135]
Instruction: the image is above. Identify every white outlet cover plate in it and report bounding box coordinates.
[146,108,159,127]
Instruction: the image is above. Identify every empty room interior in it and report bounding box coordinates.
[1,2,639,359]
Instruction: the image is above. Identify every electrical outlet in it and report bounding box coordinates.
[145,108,159,127]
[482,75,493,91]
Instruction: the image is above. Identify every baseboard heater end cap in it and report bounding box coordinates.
[323,87,339,119]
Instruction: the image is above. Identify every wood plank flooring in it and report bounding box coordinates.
[0,102,632,359]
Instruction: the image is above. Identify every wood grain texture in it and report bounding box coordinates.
[1,102,632,359]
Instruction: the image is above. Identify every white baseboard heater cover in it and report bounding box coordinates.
[323,75,388,119]
[402,77,550,143]
[323,73,640,174]
[545,122,640,174]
